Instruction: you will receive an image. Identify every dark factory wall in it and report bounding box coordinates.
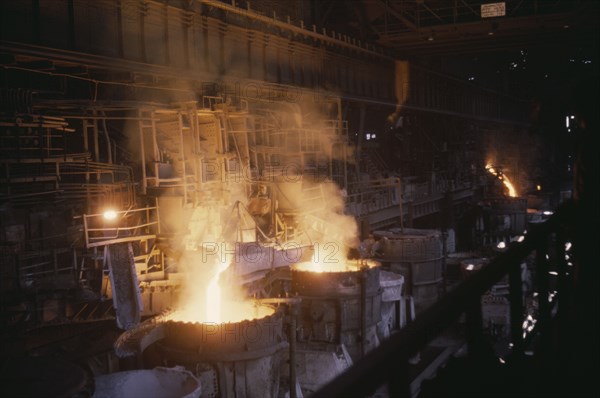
[0,0,396,104]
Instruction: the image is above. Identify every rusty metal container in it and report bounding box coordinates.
[158,307,286,398]
[93,367,201,398]
[290,259,382,361]
[115,307,286,398]
[162,307,284,359]
[374,228,443,313]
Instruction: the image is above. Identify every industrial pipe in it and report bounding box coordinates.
[361,266,368,357]
[289,301,298,398]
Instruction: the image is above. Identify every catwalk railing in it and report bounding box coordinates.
[312,204,571,398]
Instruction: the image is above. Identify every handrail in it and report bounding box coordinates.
[82,206,159,248]
[312,206,567,398]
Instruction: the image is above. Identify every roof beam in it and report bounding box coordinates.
[374,0,417,31]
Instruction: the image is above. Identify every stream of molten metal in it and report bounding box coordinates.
[485,164,517,197]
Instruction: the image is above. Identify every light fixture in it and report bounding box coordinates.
[427,35,434,41]
[103,209,118,220]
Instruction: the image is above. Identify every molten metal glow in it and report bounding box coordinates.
[169,258,273,325]
[206,260,231,323]
[293,257,376,273]
[485,164,518,197]
[167,302,274,324]
[294,260,357,273]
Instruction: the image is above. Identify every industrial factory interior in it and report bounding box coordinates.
[1,1,598,397]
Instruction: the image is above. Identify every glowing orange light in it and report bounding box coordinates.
[293,258,357,273]
[103,209,118,220]
[167,257,273,324]
[485,164,518,197]
[293,257,377,273]
[206,259,230,323]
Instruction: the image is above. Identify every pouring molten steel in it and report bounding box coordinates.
[166,258,273,324]
[485,164,518,197]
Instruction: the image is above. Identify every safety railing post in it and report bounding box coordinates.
[509,261,524,356]
[465,295,484,358]
[535,234,551,365]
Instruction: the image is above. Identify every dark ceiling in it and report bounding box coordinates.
[313,0,600,57]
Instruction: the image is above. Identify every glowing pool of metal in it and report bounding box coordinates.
[291,259,381,297]
[291,258,379,273]
[162,305,284,357]
[165,301,274,324]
